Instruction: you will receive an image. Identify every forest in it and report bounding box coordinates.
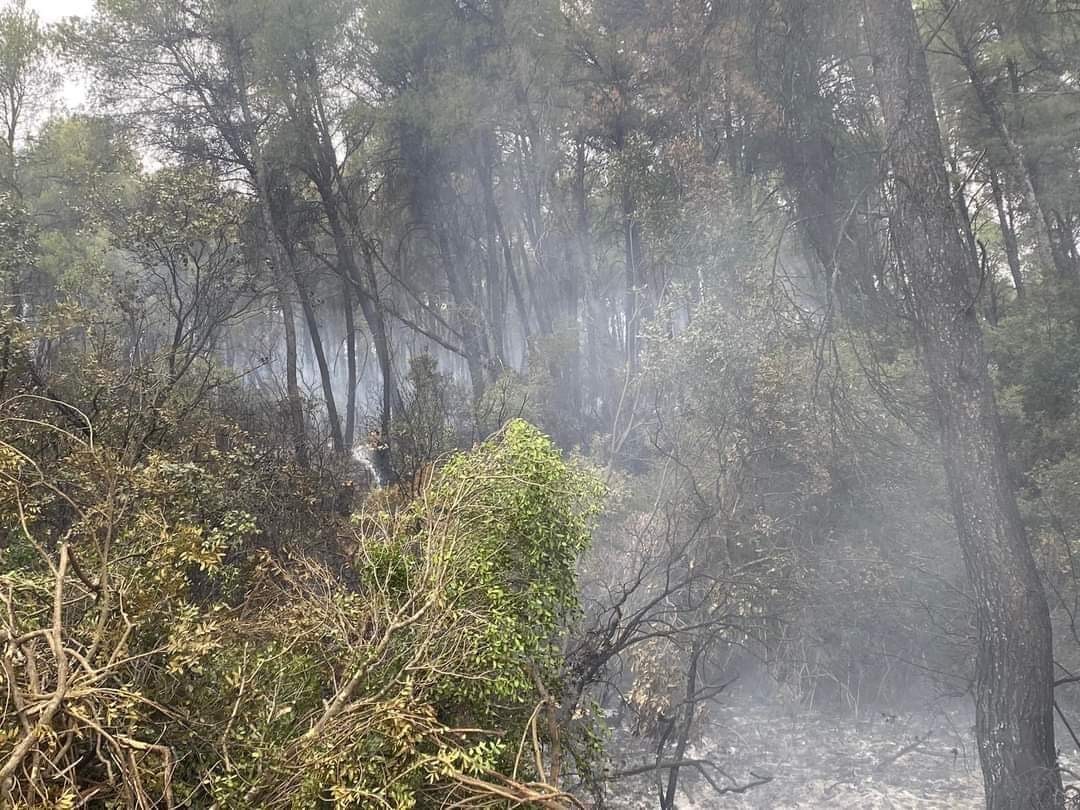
[2,0,1080,807]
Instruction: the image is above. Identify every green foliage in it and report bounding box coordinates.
[0,0,55,162]
[0,409,601,808]
[0,192,36,281]
[988,281,1080,694]
[427,419,603,705]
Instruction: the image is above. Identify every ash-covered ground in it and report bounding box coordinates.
[604,696,1080,808]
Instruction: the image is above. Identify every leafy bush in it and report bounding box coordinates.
[0,410,601,808]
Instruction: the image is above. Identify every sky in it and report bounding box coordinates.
[24,0,94,24]
[16,0,96,109]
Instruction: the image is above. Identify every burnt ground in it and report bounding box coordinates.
[603,698,1080,808]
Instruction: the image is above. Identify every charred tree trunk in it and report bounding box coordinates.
[659,642,702,810]
[503,229,532,345]
[294,267,344,453]
[271,195,345,455]
[865,3,1062,807]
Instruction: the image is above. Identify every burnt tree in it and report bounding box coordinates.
[863,0,1062,807]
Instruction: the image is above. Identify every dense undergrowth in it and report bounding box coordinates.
[0,406,602,808]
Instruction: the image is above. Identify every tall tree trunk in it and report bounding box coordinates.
[343,280,357,449]
[622,187,641,370]
[267,174,345,454]
[478,134,508,367]
[309,169,397,441]
[1053,211,1080,270]
[987,163,1026,301]
[479,133,531,346]
[573,134,601,420]
[224,32,308,466]
[437,226,489,404]
[254,196,307,467]
[293,266,344,453]
[865,3,1062,808]
[358,245,397,440]
[1002,52,1078,278]
[512,136,555,337]
[949,155,985,295]
[981,241,1001,327]
[285,58,401,447]
[503,229,533,345]
[272,251,307,467]
[515,224,553,336]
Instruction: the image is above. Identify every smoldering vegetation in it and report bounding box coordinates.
[2,0,1080,807]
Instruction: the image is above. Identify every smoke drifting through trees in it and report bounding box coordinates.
[3,0,1080,807]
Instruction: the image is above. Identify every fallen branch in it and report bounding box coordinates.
[608,759,773,797]
[874,730,931,773]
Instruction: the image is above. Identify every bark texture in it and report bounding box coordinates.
[864,1,1062,807]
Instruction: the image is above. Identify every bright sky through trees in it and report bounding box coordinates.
[24,0,92,23]
[14,0,94,108]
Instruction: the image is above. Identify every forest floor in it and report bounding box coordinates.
[605,695,1080,808]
